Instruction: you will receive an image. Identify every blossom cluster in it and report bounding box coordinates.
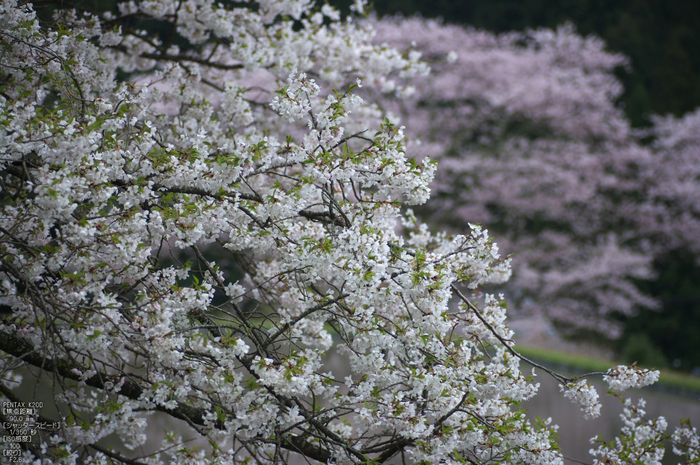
[560,380,601,420]
[0,0,551,463]
[0,1,697,464]
[604,365,660,393]
[589,398,668,465]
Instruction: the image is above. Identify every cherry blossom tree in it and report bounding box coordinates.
[641,109,700,256]
[371,16,700,340]
[0,1,697,464]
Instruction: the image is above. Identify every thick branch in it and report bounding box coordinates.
[138,52,245,70]
[299,209,350,228]
[0,331,207,425]
[108,45,245,71]
[153,185,263,203]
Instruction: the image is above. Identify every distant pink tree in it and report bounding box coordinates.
[641,109,700,255]
[372,17,699,339]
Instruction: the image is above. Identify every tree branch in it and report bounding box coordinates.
[0,331,335,462]
[451,285,572,385]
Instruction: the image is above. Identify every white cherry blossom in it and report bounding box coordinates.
[0,1,696,464]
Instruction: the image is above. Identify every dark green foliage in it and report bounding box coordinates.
[619,333,668,369]
[623,251,700,372]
